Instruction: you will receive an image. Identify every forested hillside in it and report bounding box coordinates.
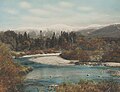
[0,30,120,62]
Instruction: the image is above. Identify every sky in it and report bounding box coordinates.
[0,0,120,29]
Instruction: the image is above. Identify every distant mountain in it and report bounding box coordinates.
[44,24,80,32]
[14,24,80,38]
[15,24,80,33]
[76,25,104,36]
[2,23,120,38]
[89,24,120,38]
[77,28,97,36]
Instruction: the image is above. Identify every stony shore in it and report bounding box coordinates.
[29,55,72,66]
[20,53,120,77]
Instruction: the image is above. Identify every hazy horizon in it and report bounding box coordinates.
[0,0,120,30]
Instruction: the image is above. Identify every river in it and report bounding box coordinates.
[15,54,120,92]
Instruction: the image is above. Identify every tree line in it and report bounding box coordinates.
[0,30,77,51]
[0,30,120,62]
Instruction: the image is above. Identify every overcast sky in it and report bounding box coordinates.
[0,0,120,29]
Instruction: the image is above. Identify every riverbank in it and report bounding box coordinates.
[25,53,120,77]
[22,53,61,58]
[16,53,120,92]
[102,62,120,67]
[0,43,33,92]
[75,61,120,67]
[29,55,72,66]
[56,80,120,92]
[11,49,60,58]
[21,53,120,67]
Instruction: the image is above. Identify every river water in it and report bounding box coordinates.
[15,55,120,92]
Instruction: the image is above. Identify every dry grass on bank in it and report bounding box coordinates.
[56,80,120,92]
[0,43,25,92]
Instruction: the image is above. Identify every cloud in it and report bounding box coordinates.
[29,5,65,17]
[29,8,50,16]
[77,6,94,12]
[59,1,74,8]
[20,1,31,9]
[3,8,18,15]
[5,10,120,30]
[43,5,63,12]
[1,0,120,29]
[19,6,118,27]
[28,1,74,17]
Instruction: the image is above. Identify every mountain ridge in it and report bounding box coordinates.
[88,24,120,38]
